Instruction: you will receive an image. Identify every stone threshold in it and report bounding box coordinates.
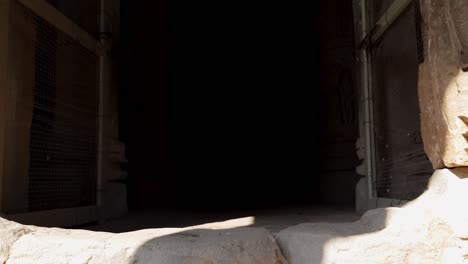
[2,169,468,264]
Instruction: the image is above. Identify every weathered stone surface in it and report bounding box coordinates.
[0,218,35,263]
[418,0,468,168]
[4,218,287,264]
[92,227,287,264]
[354,177,369,214]
[7,229,114,264]
[276,169,468,264]
[4,169,468,263]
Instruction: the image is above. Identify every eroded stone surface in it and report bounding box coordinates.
[4,218,287,264]
[276,169,468,264]
[7,229,113,264]
[91,228,287,264]
[418,0,468,168]
[0,218,35,264]
[3,169,468,264]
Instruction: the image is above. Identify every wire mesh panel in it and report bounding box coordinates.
[9,1,98,212]
[371,2,432,200]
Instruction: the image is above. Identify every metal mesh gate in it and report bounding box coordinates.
[370,0,432,200]
[10,1,99,212]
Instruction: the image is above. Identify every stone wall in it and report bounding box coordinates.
[418,0,468,169]
[319,0,360,205]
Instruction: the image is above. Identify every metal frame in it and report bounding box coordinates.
[0,0,106,225]
[6,206,97,227]
[369,0,421,203]
[97,0,107,208]
[0,0,12,213]
[355,0,416,203]
[17,0,103,55]
[364,0,377,200]
[355,0,377,200]
[370,0,431,202]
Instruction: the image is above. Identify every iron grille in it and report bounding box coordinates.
[10,1,99,212]
[371,1,432,201]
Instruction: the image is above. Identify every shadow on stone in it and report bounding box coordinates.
[3,170,468,263]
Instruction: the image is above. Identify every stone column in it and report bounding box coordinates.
[418,0,468,169]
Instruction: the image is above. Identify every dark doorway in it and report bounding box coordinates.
[120,0,359,213]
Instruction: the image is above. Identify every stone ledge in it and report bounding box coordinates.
[1,218,288,264]
[276,169,468,264]
[2,169,468,264]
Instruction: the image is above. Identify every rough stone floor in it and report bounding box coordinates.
[87,206,360,233]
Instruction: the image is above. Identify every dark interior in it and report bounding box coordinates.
[119,0,360,211]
